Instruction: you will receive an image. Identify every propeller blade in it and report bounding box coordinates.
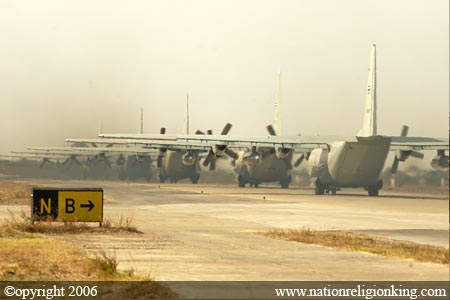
[62,157,70,166]
[294,153,305,167]
[391,158,400,174]
[75,157,82,166]
[207,129,213,135]
[209,158,216,171]
[104,157,111,168]
[410,151,424,159]
[220,123,232,135]
[195,130,205,135]
[160,127,166,134]
[202,151,215,167]
[283,158,293,170]
[266,124,277,136]
[401,125,409,137]
[39,159,46,168]
[157,155,163,168]
[224,148,239,160]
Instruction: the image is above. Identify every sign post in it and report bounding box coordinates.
[32,188,103,225]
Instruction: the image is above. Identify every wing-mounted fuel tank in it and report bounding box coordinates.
[431,150,449,169]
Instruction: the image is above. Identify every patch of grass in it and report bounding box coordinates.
[0,212,178,298]
[1,210,141,234]
[0,180,33,205]
[0,237,106,280]
[261,229,449,265]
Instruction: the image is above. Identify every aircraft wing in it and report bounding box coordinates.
[67,138,213,151]
[99,133,358,151]
[26,146,159,155]
[99,133,449,152]
[388,136,449,151]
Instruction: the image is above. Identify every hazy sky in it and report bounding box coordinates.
[0,0,448,154]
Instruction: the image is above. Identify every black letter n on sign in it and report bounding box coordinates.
[65,198,75,213]
[32,189,58,220]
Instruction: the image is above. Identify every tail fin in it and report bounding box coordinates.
[184,93,190,135]
[273,71,282,135]
[358,44,377,137]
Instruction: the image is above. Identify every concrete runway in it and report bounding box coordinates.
[1,180,448,281]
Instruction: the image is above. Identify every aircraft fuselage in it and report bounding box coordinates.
[308,136,391,194]
[159,150,200,184]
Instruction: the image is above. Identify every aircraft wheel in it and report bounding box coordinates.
[314,179,325,195]
[368,180,382,196]
[238,175,247,188]
[159,174,166,183]
[368,186,379,196]
[315,186,325,195]
[280,175,291,189]
[191,173,200,184]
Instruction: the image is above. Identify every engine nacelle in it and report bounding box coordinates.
[242,152,261,167]
[275,147,291,159]
[431,155,449,169]
[212,144,227,157]
[181,152,196,166]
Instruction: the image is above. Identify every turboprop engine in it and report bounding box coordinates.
[181,152,196,166]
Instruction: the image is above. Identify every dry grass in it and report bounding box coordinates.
[0,180,33,205]
[0,212,178,298]
[1,210,141,234]
[0,237,109,280]
[261,229,449,265]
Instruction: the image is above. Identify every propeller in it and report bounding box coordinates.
[202,123,234,171]
[294,153,305,167]
[391,125,424,173]
[202,129,216,170]
[39,158,53,168]
[266,124,295,166]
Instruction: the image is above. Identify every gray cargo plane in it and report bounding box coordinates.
[67,95,237,184]
[22,146,156,181]
[231,72,303,188]
[98,45,449,196]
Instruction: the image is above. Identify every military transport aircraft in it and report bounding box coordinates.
[230,72,304,188]
[20,146,157,181]
[67,94,238,184]
[96,45,449,196]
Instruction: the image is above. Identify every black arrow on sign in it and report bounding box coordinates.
[80,200,95,212]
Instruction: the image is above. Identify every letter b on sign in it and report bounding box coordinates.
[65,198,75,213]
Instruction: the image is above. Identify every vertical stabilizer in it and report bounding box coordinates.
[140,108,144,134]
[358,44,377,137]
[274,71,282,135]
[184,93,190,134]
